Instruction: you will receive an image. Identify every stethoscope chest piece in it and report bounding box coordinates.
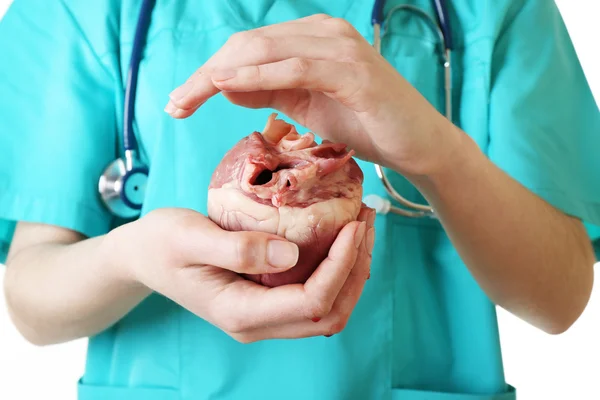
[99,150,148,219]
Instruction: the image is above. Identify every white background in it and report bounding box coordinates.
[0,1,599,399]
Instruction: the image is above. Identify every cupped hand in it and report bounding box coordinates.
[164,14,458,177]
[113,206,375,343]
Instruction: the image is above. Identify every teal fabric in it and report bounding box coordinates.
[0,0,118,262]
[1,0,598,399]
[77,379,179,400]
[487,0,600,242]
[391,385,517,400]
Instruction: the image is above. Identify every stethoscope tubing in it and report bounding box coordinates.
[109,0,453,219]
[369,0,453,218]
[124,0,156,153]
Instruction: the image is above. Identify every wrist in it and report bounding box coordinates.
[101,223,149,291]
[382,110,466,179]
[411,123,484,196]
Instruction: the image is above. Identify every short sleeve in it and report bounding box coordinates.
[488,0,600,249]
[0,0,118,262]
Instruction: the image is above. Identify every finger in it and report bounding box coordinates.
[203,18,339,77]
[357,205,373,224]
[211,59,364,103]
[248,16,359,40]
[164,100,202,119]
[311,206,372,331]
[328,213,372,323]
[365,214,376,263]
[278,13,333,23]
[195,15,334,78]
[302,220,366,319]
[176,215,299,274]
[249,13,333,36]
[231,221,372,342]
[222,90,279,109]
[209,220,366,332]
[165,36,361,115]
[164,16,363,115]
[164,72,217,118]
[159,265,247,323]
[221,89,313,123]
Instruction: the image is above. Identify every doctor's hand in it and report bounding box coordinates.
[164,14,459,178]
[111,207,374,343]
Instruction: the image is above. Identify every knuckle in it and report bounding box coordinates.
[226,32,241,45]
[306,296,333,319]
[313,13,332,20]
[220,311,249,334]
[250,65,264,85]
[228,30,252,46]
[327,315,349,335]
[339,38,363,61]
[290,58,311,83]
[235,235,257,269]
[230,333,254,344]
[327,18,357,37]
[250,35,276,58]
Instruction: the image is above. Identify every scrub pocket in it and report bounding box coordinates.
[77,381,180,400]
[392,385,517,400]
[384,31,493,150]
[77,295,182,400]
[382,31,444,116]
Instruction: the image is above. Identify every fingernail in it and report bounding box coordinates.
[267,240,299,269]
[212,69,237,81]
[311,317,321,323]
[366,228,375,256]
[164,101,178,114]
[324,334,333,338]
[354,222,366,248]
[367,272,371,280]
[169,80,195,101]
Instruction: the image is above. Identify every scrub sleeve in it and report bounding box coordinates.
[488,0,600,248]
[0,0,116,263]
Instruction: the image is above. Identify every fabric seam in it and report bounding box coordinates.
[58,0,116,82]
[0,189,108,230]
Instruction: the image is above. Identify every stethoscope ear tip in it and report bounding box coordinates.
[363,194,391,215]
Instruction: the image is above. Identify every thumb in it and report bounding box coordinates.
[181,217,299,274]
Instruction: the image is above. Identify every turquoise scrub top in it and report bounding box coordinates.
[1,0,599,399]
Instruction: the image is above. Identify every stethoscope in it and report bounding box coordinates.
[364,0,453,218]
[98,0,155,219]
[98,0,453,220]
